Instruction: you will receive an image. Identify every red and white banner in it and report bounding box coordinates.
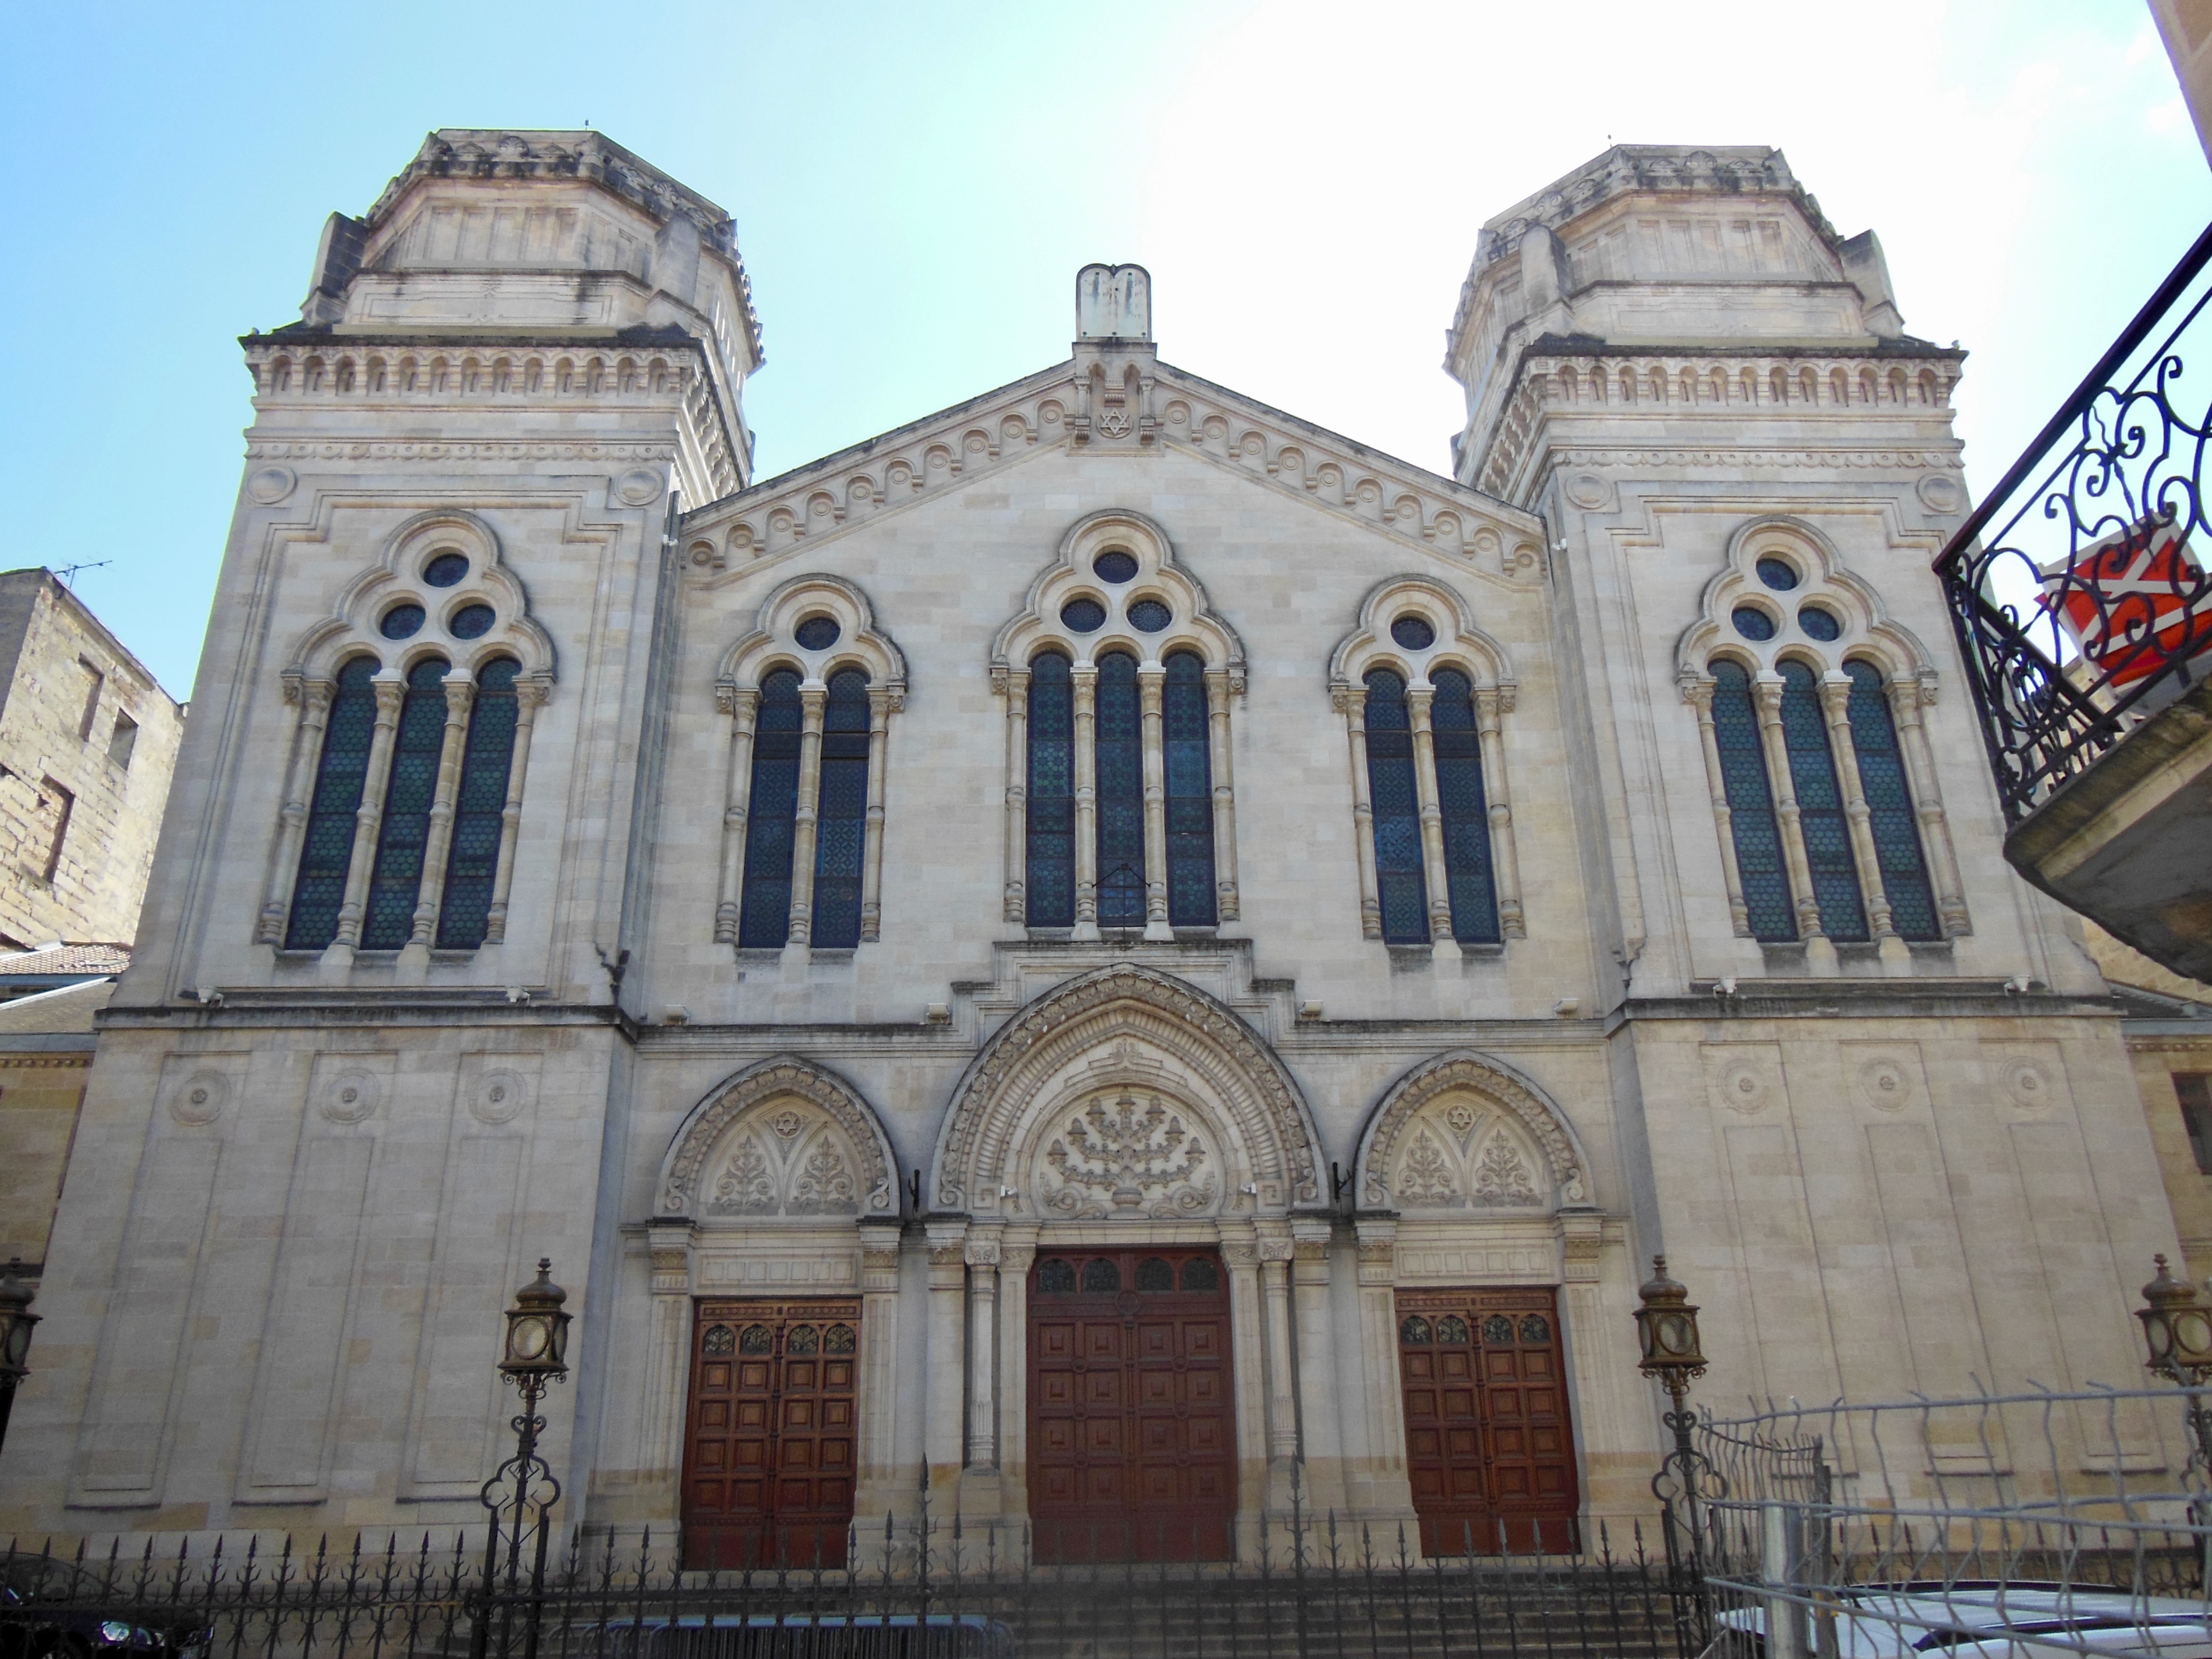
[2037,514,2212,687]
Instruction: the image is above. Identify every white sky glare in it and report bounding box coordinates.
[0,0,2204,694]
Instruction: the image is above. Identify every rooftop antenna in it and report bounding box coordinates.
[56,560,111,590]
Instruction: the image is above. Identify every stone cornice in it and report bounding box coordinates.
[680,358,1542,580]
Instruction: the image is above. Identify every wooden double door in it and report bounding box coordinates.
[682,1299,860,1569]
[1028,1247,1237,1563]
[1397,1287,1580,1555]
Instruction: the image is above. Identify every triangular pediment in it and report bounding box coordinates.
[679,358,1546,583]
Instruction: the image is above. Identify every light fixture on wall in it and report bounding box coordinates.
[0,1260,38,1455]
[479,1259,572,1613]
[2136,1255,2212,1482]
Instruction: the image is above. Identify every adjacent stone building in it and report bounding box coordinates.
[0,133,2188,1561]
[0,570,182,951]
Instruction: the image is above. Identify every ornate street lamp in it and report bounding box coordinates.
[2136,1255,2212,1479]
[0,1260,38,1453]
[1637,1255,1721,1651]
[474,1260,571,1659]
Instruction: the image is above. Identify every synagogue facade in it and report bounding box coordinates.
[0,132,2183,1561]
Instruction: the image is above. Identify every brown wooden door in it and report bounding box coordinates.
[682,1300,860,1569]
[1397,1288,1579,1555]
[1028,1248,1236,1563]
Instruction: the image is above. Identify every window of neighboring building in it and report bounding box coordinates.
[38,777,73,882]
[75,658,104,740]
[2178,1074,2212,1176]
[107,710,138,770]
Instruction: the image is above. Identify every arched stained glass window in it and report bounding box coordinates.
[738,668,803,948]
[286,656,379,950]
[1095,652,1145,928]
[1778,662,1868,941]
[1025,652,1075,926]
[1363,668,1427,943]
[1429,669,1499,943]
[437,657,518,950]
[362,657,452,950]
[1163,652,1216,927]
[812,667,870,949]
[1845,661,1938,941]
[1710,662,1794,941]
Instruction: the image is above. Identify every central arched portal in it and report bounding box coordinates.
[929,965,1326,1562]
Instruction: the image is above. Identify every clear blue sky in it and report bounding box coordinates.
[3,0,2206,698]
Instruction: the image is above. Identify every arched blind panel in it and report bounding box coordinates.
[1845,661,1939,941]
[1363,668,1428,944]
[1430,669,1500,943]
[812,668,871,949]
[362,658,452,950]
[1710,662,1794,942]
[1095,653,1145,928]
[1163,652,1216,927]
[437,657,519,950]
[1778,661,1868,942]
[286,656,379,951]
[1025,653,1075,926]
[738,668,803,948]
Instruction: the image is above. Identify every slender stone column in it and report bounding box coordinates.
[860,686,893,942]
[1336,685,1382,939]
[257,675,333,943]
[1222,1232,1269,1549]
[1351,1217,1417,1521]
[1138,664,1173,940]
[324,676,404,965]
[1071,665,1100,941]
[995,1229,1037,1523]
[713,686,761,944]
[923,1219,969,1496]
[482,676,545,946]
[964,1229,1001,1470]
[1682,677,1752,936]
[783,684,828,961]
[1203,668,1240,922]
[638,1223,694,1492]
[1752,671,1835,972]
[1472,686,1526,939]
[1406,684,1460,959]
[998,668,1029,924]
[1887,677,1971,937]
[1289,1219,1345,1513]
[399,674,476,966]
[1257,1231,1299,1466]
[1819,673,1907,972]
[854,1222,906,1524]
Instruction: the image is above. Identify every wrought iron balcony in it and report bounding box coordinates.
[1936,221,2212,980]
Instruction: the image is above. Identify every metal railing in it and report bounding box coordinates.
[0,1507,1684,1659]
[1686,1383,2212,1659]
[1934,221,2212,823]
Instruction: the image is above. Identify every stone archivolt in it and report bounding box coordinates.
[931,964,1323,1216]
[659,1055,897,1220]
[1356,1050,1588,1212]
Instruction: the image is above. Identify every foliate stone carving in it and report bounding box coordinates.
[1471,1133,1539,1206]
[660,1056,897,1217]
[1358,1051,1585,1211]
[932,964,1322,1212]
[1040,1092,1216,1220]
[713,1137,777,1213]
[1397,1132,1459,1204]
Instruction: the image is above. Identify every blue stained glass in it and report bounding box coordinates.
[1429,669,1500,943]
[812,668,871,948]
[1710,662,1795,941]
[286,656,379,950]
[1845,661,1939,941]
[1363,668,1428,944]
[1025,653,1075,926]
[1093,550,1138,583]
[1095,653,1145,928]
[1163,652,1216,927]
[739,669,803,947]
[1779,661,1868,941]
[362,658,453,949]
[437,658,519,950]
[1733,606,1776,642]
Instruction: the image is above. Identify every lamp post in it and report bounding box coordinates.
[2135,1254,2212,1484]
[474,1260,571,1659]
[0,1260,38,1454]
[1637,1255,1719,1649]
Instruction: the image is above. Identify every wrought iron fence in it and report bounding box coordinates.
[1934,220,2212,823]
[1686,1383,2212,1659]
[0,1507,1683,1659]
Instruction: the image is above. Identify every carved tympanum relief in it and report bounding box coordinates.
[1384,1098,1546,1212]
[659,1056,898,1220]
[1037,1089,1218,1220]
[703,1103,864,1217]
